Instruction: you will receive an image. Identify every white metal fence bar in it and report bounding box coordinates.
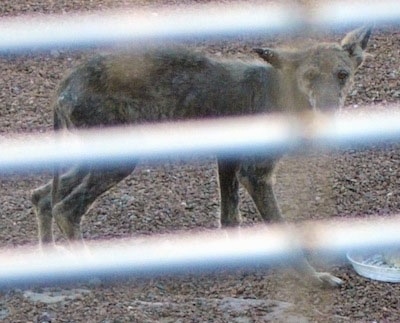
[316,0,400,27]
[1,107,400,173]
[0,1,398,53]
[1,217,399,289]
[0,3,301,52]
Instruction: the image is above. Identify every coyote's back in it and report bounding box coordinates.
[54,49,278,130]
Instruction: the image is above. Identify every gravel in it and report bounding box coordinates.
[0,0,400,322]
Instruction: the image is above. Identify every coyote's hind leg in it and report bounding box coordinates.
[31,166,89,246]
[52,165,135,246]
[32,183,53,245]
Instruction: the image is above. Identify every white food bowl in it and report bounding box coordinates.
[347,251,400,283]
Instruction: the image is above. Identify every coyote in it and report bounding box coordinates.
[32,26,371,287]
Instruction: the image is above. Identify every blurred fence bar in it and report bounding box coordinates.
[1,108,400,173]
[1,217,399,289]
[0,1,399,52]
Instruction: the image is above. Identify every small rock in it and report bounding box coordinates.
[37,311,53,323]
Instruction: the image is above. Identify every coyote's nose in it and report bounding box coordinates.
[316,92,342,112]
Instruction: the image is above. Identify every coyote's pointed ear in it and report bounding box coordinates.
[253,48,283,69]
[341,25,373,67]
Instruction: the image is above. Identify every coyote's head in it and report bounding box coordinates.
[254,26,372,113]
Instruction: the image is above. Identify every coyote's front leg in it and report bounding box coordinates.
[238,158,343,287]
[217,159,242,227]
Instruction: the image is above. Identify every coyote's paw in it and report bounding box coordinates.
[40,241,90,258]
[314,272,343,288]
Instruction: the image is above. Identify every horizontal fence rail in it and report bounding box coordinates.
[0,1,399,52]
[1,217,400,289]
[1,107,400,173]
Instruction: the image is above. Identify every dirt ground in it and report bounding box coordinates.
[0,0,400,322]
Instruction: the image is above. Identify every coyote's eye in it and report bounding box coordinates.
[337,70,349,83]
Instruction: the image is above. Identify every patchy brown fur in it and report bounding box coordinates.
[32,26,372,287]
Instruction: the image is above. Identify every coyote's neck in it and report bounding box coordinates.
[275,70,312,114]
